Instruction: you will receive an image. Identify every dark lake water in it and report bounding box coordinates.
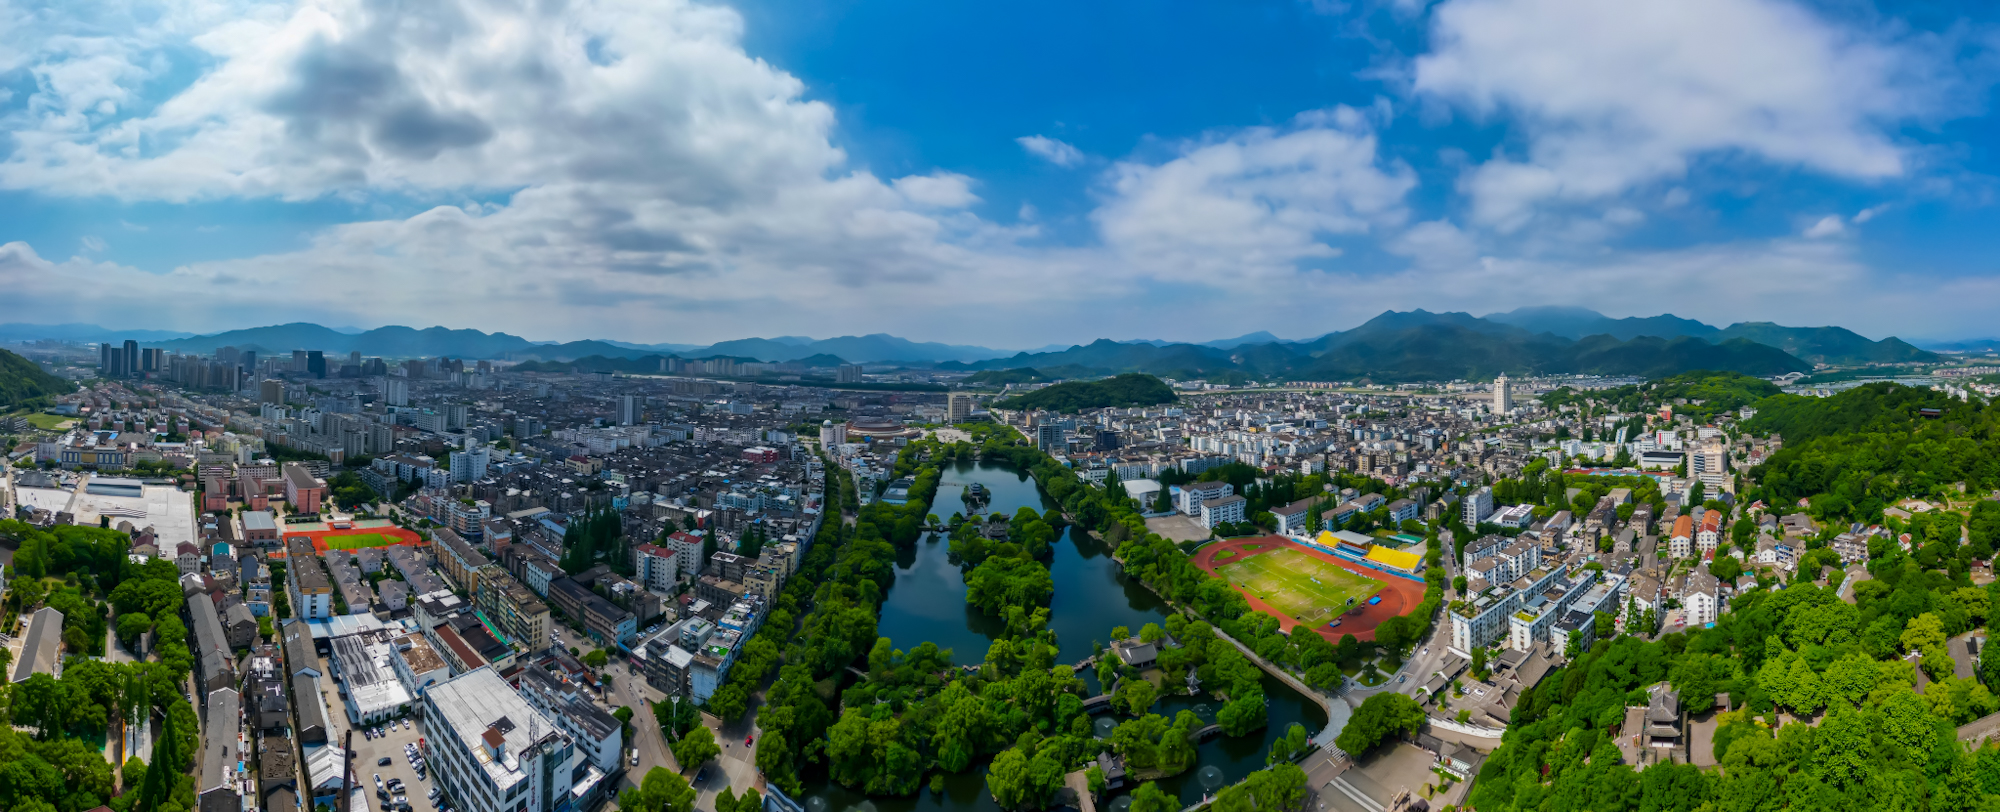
[874,459,1175,666]
[797,459,1330,812]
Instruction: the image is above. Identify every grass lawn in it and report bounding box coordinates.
[1217,546,1382,626]
[323,533,392,550]
[20,412,72,430]
[1212,548,1241,563]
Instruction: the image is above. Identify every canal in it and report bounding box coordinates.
[797,459,1330,812]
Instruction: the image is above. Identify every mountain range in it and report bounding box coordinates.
[942,310,1818,383]
[133,324,1013,365]
[1481,306,1935,364]
[0,308,1949,379]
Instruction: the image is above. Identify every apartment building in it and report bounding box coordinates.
[423,667,577,812]
[1450,564,1568,654]
[286,537,334,619]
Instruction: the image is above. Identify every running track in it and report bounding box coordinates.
[1191,535,1423,643]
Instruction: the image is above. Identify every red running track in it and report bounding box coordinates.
[1190,534,1423,643]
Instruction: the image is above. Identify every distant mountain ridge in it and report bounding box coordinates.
[1482,306,1935,365]
[945,310,1809,383]
[131,323,1013,364]
[0,306,1942,373]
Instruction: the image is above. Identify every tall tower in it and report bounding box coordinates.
[1493,373,1512,414]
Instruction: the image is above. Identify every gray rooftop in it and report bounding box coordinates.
[11,606,64,683]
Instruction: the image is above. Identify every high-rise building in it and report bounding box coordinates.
[836,364,864,384]
[819,420,847,448]
[260,379,285,405]
[450,447,490,483]
[1036,422,1066,452]
[948,393,974,423]
[1462,485,1495,527]
[305,350,326,379]
[291,350,308,373]
[1493,373,1512,414]
[618,395,640,426]
[239,350,258,374]
[442,403,469,430]
[384,378,409,407]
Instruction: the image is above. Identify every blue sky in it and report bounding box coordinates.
[1,0,1997,347]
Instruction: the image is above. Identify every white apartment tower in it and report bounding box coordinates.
[619,395,641,426]
[384,377,410,407]
[819,420,848,448]
[1493,374,1513,414]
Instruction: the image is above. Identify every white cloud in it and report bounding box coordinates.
[1852,204,1890,224]
[1016,135,1085,167]
[892,172,980,208]
[1092,108,1416,281]
[1415,0,1949,229]
[0,0,1097,341]
[79,235,107,253]
[1386,219,1479,269]
[1802,215,1847,238]
[0,0,1992,347]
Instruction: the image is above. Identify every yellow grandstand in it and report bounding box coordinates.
[1364,544,1423,574]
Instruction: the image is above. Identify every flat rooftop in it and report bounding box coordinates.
[427,667,569,795]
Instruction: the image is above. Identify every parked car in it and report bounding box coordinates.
[378,757,392,766]
[374,775,383,789]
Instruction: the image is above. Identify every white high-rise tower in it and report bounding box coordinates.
[1493,373,1512,414]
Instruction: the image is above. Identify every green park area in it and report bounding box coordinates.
[1217,545,1381,625]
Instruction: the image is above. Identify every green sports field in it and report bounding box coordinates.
[323,533,392,550]
[1217,547,1382,625]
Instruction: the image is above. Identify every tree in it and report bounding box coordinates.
[1336,692,1424,756]
[1901,612,1946,654]
[1117,677,1158,715]
[1139,622,1167,644]
[1267,723,1310,765]
[985,745,1062,810]
[672,725,720,772]
[115,612,150,648]
[582,648,609,668]
[619,767,696,812]
[1128,781,1177,812]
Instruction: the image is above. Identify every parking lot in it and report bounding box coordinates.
[315,648,441,812]
[353,715,437,812]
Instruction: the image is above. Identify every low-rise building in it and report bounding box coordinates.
[423,667,578,812]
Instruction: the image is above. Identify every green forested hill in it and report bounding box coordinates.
[943,311,1810,383]
[992,373,1177,412]
[0,348,72,409]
